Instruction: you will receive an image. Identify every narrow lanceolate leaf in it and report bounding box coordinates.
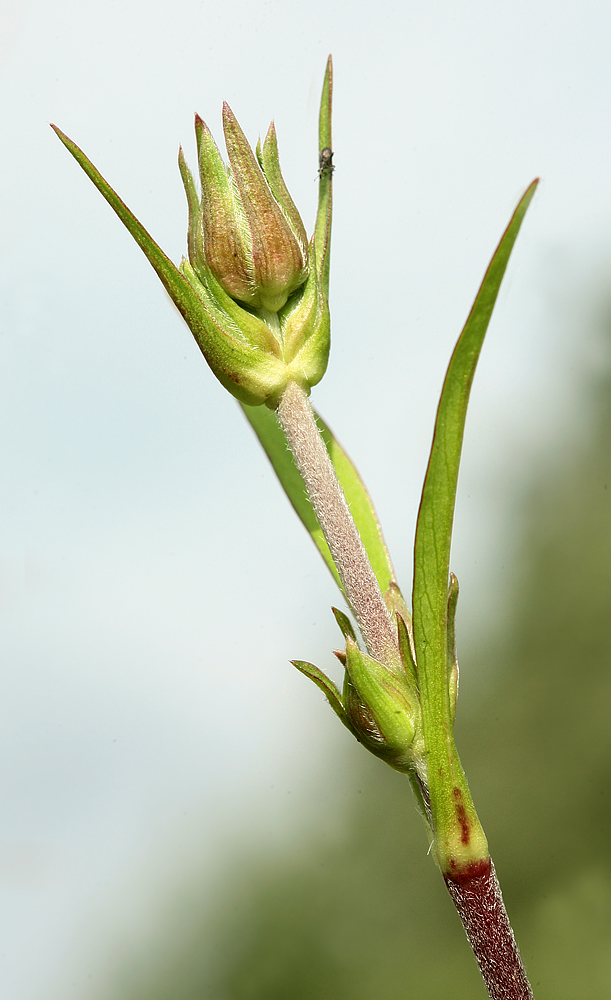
[412,179,538,873]
[241,402,396,597]
[413,179,538,704]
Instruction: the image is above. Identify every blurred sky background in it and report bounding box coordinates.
[1,1,611,997]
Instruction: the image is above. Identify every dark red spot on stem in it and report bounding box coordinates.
[445,857,491,885]
[453,786,471,845]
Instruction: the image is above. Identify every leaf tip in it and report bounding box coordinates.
[49,122,66,142]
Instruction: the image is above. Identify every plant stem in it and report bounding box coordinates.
[276,380,397,664]
[444,860,534,1000]
[277,379,534,1000]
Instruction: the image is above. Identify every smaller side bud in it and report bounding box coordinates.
[343,637,418,772]
[290,606,425,777]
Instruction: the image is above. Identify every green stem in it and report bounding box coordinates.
[276,380,535,1000]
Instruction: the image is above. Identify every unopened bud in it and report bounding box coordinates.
[194,107,308,313]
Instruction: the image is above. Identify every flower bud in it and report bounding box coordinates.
[52,58,334,409]
[292,604,423,775]
[194,107,308,313]
[174,76,333,406]
[342,637,418,771]
[179,113,330,405]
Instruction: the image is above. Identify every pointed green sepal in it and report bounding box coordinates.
[180,256,282,358]
[397,613,419,694]
[180,137,281,368]
[50,124,208,336]
[314,55,333,295]
[331,606,357,642]
[51,124,289,407]
[280,240,330,372]
[196,113,260,307]
[384,582,419,689]
[178,146,202,271]
[291,660,355,733]
[447,573,459,725]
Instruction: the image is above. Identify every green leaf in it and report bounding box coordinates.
[411,179,538,872]
[241,402,396,597]
[413,179,538,705]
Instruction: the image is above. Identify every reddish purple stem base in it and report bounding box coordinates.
[444,859,534,1000]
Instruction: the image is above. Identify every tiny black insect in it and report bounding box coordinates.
[318,147,334,178]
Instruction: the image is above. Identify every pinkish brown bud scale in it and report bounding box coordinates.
[194,105,309,313]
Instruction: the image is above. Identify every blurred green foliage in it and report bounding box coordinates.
[106,315,611,999]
